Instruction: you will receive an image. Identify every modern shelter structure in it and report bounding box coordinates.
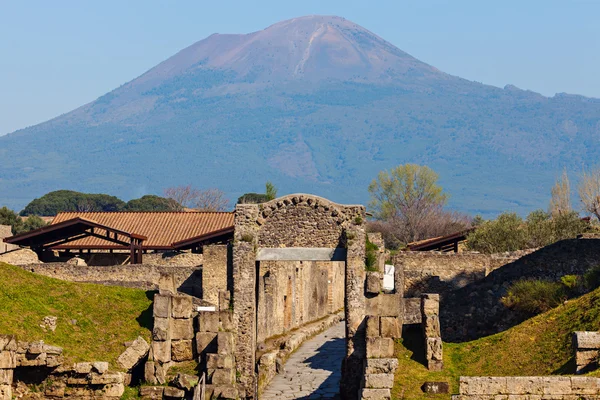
[4,211,234,263]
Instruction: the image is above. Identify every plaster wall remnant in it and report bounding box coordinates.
[232,194,365,400]
[394,250,531,297]
[202,244,230,306]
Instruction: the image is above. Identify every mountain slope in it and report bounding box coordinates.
[1,15,599,214]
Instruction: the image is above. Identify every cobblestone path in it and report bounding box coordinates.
[260,321,345,399]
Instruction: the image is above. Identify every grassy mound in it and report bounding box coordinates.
[393,285,600,399]
[0,262,152,367]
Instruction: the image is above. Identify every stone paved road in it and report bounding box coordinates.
[261,321,345,400]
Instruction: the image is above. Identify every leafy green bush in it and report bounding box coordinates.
[560,275,580,291]
[501,279,566,315]
[466,212,527,253]
[584,265,600,291]
[237,193,270,204]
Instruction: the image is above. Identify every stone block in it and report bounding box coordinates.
[571,376,600,394]
[360,388,391,400]
[542,376,572,395]
[421,381,449,394]
[0,384,12,400]
[102,383,125,398]
[195,332,218,355]
[366,272,382,294]
[152,340,171,364]
[378,293,402,317]
[46,355,63,368]
[211,385,238,399]
[218,290,231,311]
[0,370,12,385]
[380,317,401,339]
[366,316,380,338]
[153,294,172,318]
[218,331,235,355]
[426,337,443,362]
[153,317,170,341]
[117,336,150,370]
[42,344,63,355]
[0,336,15,352]
[28,340,44,354]
[509,376,544,395]
[172,373,199,391]
[90,372,124,385]
[18,352,47,367]
[423,315,441,337]
[171,340,193,361]
[172,294,193,319]
[421,293,440,316]
[366,337,395,359]
[403,298,422,324]
[364,358,398,374]
[74,361,93,374]
[0,352,16,369]
[171,318,194,340]
[209,367,234,385]
[574,331,600,349]
[92,361,109,374]
[364,373,394,389]
[44,382,65,398]
[140,385,164,399]
[158,272,176,295]
[163,386,185,399]
[219,311,234,331]
[155,362,167,385]
[197,312,220,333]
[144,361,157,385]
[206,353,234,369]
[460,377,507,395]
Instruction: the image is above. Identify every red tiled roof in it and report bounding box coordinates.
[51,212,234,250]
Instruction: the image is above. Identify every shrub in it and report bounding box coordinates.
[560,275,580,291]
[365,235,379,271]
[584,265,600,290]
[501,279,566,315]
[466,212,528,253]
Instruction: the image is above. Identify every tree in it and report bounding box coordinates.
[19,215,48,234]
[195,188,229,212]
[125,195,182,211]
[368,164,449,244]
[0,207,24,235]
[164,185,201,209]
[266,181,277,201]
[578,167,600,221]
[20,190,126,216]
[549,170,571,216]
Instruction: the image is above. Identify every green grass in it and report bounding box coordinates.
[0,262,153,368]
[393,286,600,399]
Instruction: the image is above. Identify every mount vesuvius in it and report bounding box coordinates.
[1,15,599,215]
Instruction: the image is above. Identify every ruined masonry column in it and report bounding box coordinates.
[341,223,367,400]
[232,204,260,399]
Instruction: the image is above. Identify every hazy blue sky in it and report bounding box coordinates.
[1,0,598,135]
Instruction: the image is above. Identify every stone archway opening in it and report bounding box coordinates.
[231,194,367,399]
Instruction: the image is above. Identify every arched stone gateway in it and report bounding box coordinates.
[231,194,368,399]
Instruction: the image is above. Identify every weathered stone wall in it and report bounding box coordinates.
[0,225,17,255]
[394,250,531,297]
[202,244,230,306]
[17,263,202,296]
[452,376,600,398]
[256,260,344,343]
[421,294,442,371]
